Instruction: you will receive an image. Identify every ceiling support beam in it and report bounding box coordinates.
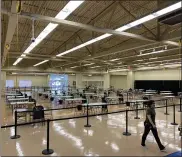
[54,35,180,68]
[1,8,156,42]
[76,33,92,56]
[118,2,157,39]
[2,1,17,66]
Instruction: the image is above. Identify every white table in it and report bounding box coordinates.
[7,95,25,99]
[10,101,35,112]
[106,96,120,99]
[85,93,95,95]
[65,98,85,101]
[127,100,149,103]
[143,92,157,94]
[82,102,107,107]
[144,94,154,96]
[160,93,173,95]
[59,96,73,99]
[10,101,34,105]
[8,98,29,102]
[6,93,21,96]
[164,96,175,98]
[146,90,156,92]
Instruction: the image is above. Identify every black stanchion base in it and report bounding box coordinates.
[164,113,169,115]
[134,117,140,119]
[171,123,178,125]
[10,135,21,139]
[84,124,91,127]
[42,149,54,155]
[123,132,131,136]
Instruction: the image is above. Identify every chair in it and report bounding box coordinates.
[31,105,45,125]
[75,105,83,116]
[50,97,54,102]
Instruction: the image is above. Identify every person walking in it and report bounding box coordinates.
[141,100,166,151]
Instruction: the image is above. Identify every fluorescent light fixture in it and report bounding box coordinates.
[56,2,181,57]
[136,59,143,62]
[33,60,49,67]
[83,63,94,66]
[56,33,111,56]
[13,58,23,65]
[163,41,179,46]
[90,66,101,68]
[109,69,128,72]
[70,66,78,68]
[13,1,84,65]
[138,50,165,56]
[164,64,181,68]
[88,74,92,76]
[12,72,17,75]
[117,62,122,65]
[149,57,158,60]
[110,58,120,62]
[154,2,181,16]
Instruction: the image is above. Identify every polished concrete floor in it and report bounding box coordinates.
[1,101,182,156]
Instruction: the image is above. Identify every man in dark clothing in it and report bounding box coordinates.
[141,100,165,151]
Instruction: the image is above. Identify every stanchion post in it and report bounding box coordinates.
[42,119,54,155]
[171,104,178,125]
[127,92,129,101]
[10,111,21,139]
[134,103,140,119]
[123,109,131,136]
[179,97,182,112]
[164,99,169,115]
[84,99,91,127]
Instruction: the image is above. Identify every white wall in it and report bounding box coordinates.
[110,75,127,89]
[134,69,181,80]
[1,72,6,91]
[68,75,76,86]
[6,75,48,87]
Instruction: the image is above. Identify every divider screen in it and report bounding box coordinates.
[135,80,181,95]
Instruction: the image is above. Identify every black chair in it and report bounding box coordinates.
[101,97,108,112]
[25,94,28,98]
[32,105,45,125]
[59,99,63,105]
[50,97,54,101]
[126,102,130,107]
[45,94,48,99]
[119,94,124,103]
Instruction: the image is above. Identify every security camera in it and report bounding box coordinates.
[31,37,35,42]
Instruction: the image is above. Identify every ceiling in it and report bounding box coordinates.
[1,0,181,73]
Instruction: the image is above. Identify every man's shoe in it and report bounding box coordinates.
[141,143,146,147]
[160,147,166,152]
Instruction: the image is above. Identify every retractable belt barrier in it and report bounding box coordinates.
[1,100,180,155]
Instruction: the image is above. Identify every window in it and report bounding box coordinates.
[19,80,32,87]
[6,80,14,88]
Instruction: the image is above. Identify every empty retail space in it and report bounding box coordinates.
[0,0,182,156]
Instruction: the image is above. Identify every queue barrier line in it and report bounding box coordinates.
[1,102,180,155]
[1,103,180,128]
